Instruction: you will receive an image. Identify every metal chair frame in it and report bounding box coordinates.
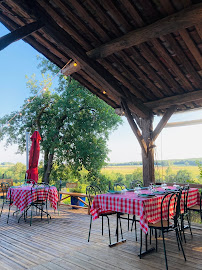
[147,191,186,270]
[86,185,123,246]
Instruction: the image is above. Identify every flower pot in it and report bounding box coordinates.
[71,196,86,209]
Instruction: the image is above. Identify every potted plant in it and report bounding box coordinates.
[70,186,86,209]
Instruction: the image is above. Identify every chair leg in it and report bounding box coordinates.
[150,228,152,245]
[176,228,186,261]
[139,229,142,259]
[181,215,186,243]
[187,211,192,237]
[128,214,129,231]
[155,229,158,252]
[7,203,11,224]
[162,231,168,270]
[106,216,111,245]
[88,215,93,242]
[176,225,181,251]
[30,205,33,226]
[119,215,124,240]
[0,201,4,217]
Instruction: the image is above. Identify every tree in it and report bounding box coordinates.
[0,58,122,183]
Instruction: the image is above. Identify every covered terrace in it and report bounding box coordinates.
[0,0,202,186]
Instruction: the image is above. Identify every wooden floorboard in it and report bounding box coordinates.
[0,205,202,269]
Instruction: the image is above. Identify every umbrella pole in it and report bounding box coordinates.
[26,131,30,179]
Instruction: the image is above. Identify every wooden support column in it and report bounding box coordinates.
[141,117,155,186]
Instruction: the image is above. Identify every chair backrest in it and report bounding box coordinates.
[86,185,102,207]
[130,180,142,189]
[31,183,50,202]
[182,185,190,214]
[0,182,10,198]
[160,191,181,229]
[113,183,127,191]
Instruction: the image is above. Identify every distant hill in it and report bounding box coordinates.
[108,158,202,167]
[0,162,14,166]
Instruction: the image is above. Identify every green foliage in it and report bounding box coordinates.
[0,58,122,182]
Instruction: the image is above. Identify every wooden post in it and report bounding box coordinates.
[141,117,155,186]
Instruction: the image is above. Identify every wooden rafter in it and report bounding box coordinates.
[152,105,177,141]
[87,3,202,59]
[145,90,202,110]
[14,0,152,119]
[61,61,81,76]
[121,99,147,157]
[0,21,44,51]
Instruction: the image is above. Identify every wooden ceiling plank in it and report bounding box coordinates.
[87,3,202,59]
[117,51,165,98]
[152,105,177,141]
[149,39,194,91]
[120,2,187,95]
[67,0,110,42]
[37,0,91,51]
[84,0,122,37]
[53,0,101,47]
[165,34,201,89]
[121,49,172,97]
[109,55,154,100]
[99,59,148,101]
[195,24,202,40]
[121,99,147,157]
[0,20,44,51]
[179,29,202,69]
[145,89,202,110]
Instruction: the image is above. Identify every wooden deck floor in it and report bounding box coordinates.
[0,205,202,270]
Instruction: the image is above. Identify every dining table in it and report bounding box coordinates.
[90,186,200,250]
[7,184,58,212]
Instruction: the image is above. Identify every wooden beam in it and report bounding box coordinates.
[61,61,81,76]
[145,90,202,110]
[166,119,202,128]
[152,105,176,141]
[121,99,147,157]
[0,21,44,51]
[179,29,202,69]
[18,0,151,118]
[87,3,202,59]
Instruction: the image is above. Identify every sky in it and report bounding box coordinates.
[1,23,202,164]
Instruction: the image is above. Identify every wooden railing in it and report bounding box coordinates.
[58,191,95,214]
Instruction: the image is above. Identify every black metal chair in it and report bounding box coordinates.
[188,190,202,223]
[180,186,192,242]
[86,185,123,246]
[0,182,12,223]
[20,183,51,226]
[147,191,186,270]
[130,180,143,234]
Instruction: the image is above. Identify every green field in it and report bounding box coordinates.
[101,165,201,183]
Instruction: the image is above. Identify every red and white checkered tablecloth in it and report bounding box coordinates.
[90,187,199,234]
[7,186,58,212]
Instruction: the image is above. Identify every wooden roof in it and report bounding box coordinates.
[0,0,202,118]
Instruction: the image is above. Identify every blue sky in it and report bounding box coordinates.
[1,23,202,164]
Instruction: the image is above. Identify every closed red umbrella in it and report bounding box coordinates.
[26,131,41,183]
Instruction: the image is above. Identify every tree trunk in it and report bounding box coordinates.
[141,117,155,186]
[43,153,54,183]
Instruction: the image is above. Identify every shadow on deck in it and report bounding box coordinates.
[0,205,202,270]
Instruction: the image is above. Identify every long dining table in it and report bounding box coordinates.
[90,186,200,250]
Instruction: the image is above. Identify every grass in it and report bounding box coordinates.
[101,165,201,182]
